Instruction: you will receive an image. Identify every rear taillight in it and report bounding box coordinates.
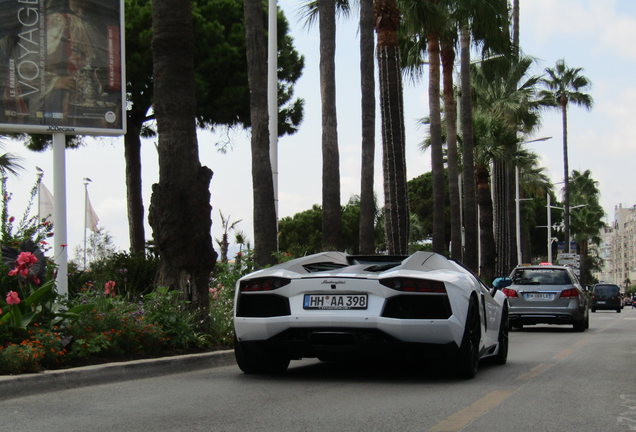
[239,277,290,292]
[560,288,579,299]
[380,278,446,293]
[502,288,518,298]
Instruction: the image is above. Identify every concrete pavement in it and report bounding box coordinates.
[0,349,235,400]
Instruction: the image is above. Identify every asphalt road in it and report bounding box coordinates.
[3,308,636,432]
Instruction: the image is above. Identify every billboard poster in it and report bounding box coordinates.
[0,0,125,135]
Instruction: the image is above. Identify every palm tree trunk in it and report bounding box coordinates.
[124,117,146,254]
[579,238,588,286]
[441,41,461,260]
[375,0,408,254]
[149,0,215,320]
[493,158,513,275]
[428,32,445,255]
[507,162,518,265]
[459,25,478,271]
[562,101,571,253]
[319,0,341,251]
[476,163,496,282]
[358,0,376,254]
[244,0,278,267]
[512,0,520,58]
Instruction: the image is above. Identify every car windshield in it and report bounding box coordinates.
[511,268,571,285]
[594,285,619,296]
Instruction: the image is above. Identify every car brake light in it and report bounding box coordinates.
[380,277,446,293]
[560,288,579,299]
[502,288,518,298]
[240,277,290,292]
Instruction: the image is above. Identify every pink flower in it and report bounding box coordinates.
[104,280,117,297]
[8,252,38,280]
[16,252,38,266]
[6,291,21,305]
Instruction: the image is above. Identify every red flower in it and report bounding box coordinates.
[104,280,117,297]
[6,291,21,305]
[16,252,38,266]
[8,216,14,223]
[8,252,38,280]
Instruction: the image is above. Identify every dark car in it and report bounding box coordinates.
[591,283,622,312]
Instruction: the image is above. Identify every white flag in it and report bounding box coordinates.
[38,183,54,222]
[86,193,99,233]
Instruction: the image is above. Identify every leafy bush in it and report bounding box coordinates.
[209,253,257,347]
[142,286,208,350]
[68,252,159,299]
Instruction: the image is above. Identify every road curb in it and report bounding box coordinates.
[0,349,235,400]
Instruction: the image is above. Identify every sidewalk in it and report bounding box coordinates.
[0,349,235,400]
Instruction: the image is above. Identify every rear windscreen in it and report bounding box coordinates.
[511,269,571,285]
[594,285,620,296]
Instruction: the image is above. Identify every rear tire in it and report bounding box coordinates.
[573,314,587,332]
[456,298,481,379]
[234,336,290,374]
[493,305,509,365]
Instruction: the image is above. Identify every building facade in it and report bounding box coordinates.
[594,204,636,290]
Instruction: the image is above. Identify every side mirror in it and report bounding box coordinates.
[492,277,512,290]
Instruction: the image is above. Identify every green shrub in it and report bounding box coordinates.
[68,252,159,299]
[142,286,208,350]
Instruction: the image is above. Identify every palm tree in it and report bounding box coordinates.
[515,147,551,262]
[471,55,542,275]
[399,0,446,254]
[376,0,408,254]
[455,0,508,271]
[569,169,605,286]
[243,0,278,266]
[0,142,22,176]
[358,0,376,254]
[318,0,342,250]
[539,59,593,253]
[148,0,215,319]
[299,0,344,251]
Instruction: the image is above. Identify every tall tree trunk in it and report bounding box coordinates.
[459,25,478,271]
[428,32,445,255]
[124,116,146,254]
[244,0,278,267]
[476,164,496,282]
[375,0,408,255]
[493,158,514,275]
[507,162,518,266]
[561,101,571,253]
[512,0,520,59]
[579,238,588,286]
[319,0,341,251]
[358,0,376,254]
[441,41,461,261]
[149,0,215,320]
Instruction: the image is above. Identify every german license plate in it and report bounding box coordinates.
[525,292,554,301]
[303,294,368,310]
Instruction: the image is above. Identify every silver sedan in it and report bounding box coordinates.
[499,265,589,331]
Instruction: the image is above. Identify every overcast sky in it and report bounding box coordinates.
[3,0,635,261]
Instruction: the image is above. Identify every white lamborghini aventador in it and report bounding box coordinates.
[233,251,509,378]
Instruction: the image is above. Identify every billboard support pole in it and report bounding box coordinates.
[52,133,68,296]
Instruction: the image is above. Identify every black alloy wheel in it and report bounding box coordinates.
[457,297,481,379]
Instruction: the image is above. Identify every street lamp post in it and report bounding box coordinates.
[545,193,586,261]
